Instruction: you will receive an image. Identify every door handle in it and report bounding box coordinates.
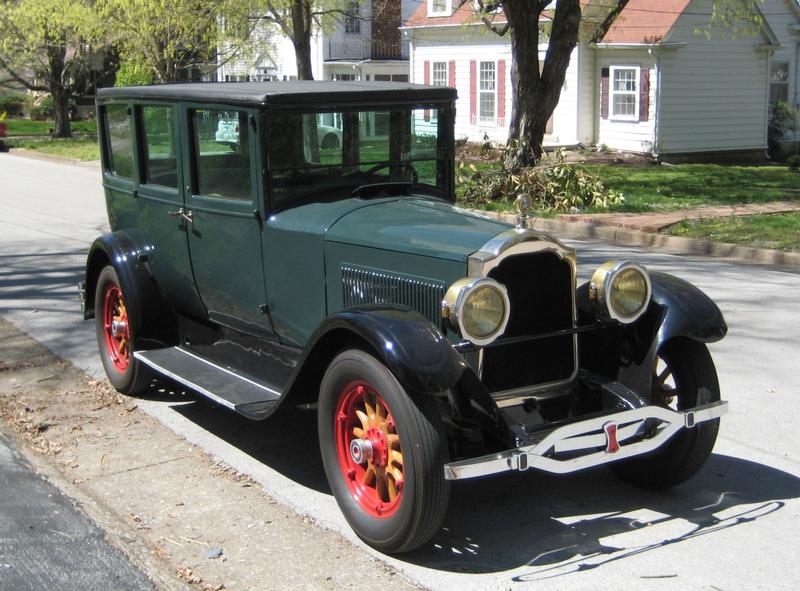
[167,207,193,224]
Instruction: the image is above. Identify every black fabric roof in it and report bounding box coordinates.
[98,81,456,107]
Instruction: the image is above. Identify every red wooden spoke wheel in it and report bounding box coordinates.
[335,382,404,518]
[102,284,130,372]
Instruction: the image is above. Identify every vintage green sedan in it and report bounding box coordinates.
[81,82,728,553]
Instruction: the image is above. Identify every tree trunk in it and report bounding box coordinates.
[505,0,581,168]
[292,0,314,80]
[46,39,71,138]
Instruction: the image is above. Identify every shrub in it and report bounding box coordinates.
[457,145,625,212]
[30,95,54,120]
[768,101,798,160]
[788,154,800,172]
[115,59,154,87]
[0,93,26,117]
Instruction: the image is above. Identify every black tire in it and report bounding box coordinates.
[94,265,153,394]
[321,133,340,149]
[318,349,450,553]
[609,338,721,489]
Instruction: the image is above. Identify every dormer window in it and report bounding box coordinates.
[428,0,451,17]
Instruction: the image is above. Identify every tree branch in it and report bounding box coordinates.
[589,0,629,44]
[0,54,46,91]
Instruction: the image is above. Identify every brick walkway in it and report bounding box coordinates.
[557,201,800,233]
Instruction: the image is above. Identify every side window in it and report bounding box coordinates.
[191,109,252,200]
[104,104,134,179]
[141,106,178,188]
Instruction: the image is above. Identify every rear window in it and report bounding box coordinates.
[104,104,134,179]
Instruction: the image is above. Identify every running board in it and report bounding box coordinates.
[134,347,282,420]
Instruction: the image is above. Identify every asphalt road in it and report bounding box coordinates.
[1,152,799,590]
[0,428,156,590]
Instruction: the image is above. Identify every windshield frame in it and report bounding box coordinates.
[260,101,455,213]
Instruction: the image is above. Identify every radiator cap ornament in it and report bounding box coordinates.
[515,193,533,230]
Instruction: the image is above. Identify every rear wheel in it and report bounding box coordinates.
[610,338,721,489]
[318,349,450,553]
[94,265,152,394]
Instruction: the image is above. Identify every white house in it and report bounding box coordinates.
[403,0,800,159]
[219,1,418,83]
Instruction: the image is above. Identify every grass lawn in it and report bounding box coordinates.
[666,212,800,252]
[457,159,800,214]
[588,164,800,212]
[7,137,99,161]
[2,118,97,136]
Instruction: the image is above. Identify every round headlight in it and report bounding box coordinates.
[443,278,510,346]
[590,261,651,324]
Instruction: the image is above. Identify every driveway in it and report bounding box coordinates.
[1,152,799,590]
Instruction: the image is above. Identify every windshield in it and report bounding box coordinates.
[264,106,452,207]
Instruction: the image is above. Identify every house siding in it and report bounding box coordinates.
[595,51,657,153]
[411,28,581,144]
[655,0,771,154]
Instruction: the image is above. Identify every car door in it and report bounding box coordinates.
[181,105,274,337]
[133,103,205,317]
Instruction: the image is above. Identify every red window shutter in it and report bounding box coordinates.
[470,60,477,124]
[449,60,456,88]
[498,60,506,122]
[424,60,431,121]
[639,66,650,122]
[600,67,609,120]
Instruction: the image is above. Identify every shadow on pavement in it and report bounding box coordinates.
[140,382,800,577]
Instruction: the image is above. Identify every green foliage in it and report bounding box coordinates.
[101,0,257,83]
[667,212,800,252]
[29,96,54,120]
[115,59,154,87]
[768,102,798,160]
[0,94,26,117]
[457,146,624,212]
[788,155,800,173]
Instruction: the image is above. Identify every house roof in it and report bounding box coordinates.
[402,0,692,45]
[601,0,691,44]
[97,81,456,107]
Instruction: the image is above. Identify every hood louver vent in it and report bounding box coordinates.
[341,265,446,328]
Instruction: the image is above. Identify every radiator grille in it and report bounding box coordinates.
[482,252,576,393]
[341,265,446,327]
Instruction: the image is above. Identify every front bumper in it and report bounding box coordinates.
[443,400,728,480]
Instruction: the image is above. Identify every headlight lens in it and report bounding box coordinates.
[443,278,510,345]
[590,261,651,324]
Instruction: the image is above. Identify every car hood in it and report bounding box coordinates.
[323,198,511,262]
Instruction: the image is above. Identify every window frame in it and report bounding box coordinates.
[431,61,448,87]
[344,1,360,33]
[428,0,450,17]
[769,61,790,104]
[609,65,640,121]
[478,60,497,124]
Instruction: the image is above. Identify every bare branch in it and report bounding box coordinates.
[589,0,629,44]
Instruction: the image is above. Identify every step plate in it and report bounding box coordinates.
[134,347,282,411]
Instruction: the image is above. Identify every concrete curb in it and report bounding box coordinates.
[476,210,800,270]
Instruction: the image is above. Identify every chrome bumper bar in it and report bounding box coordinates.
[443,400,728,480]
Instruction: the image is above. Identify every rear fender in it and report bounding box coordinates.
[84,232,176,346]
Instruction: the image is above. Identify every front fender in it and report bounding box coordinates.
[580,271,726,399]
[297,305,512,446]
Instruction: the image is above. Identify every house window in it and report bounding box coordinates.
[428,0,450,16]
[770,62,789,104]
[432,62,448,86]
[332,73,357,81]
[610,66,639,120]
[344,1,360,33]
[479,61,496,122]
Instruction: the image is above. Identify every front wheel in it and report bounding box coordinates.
[610,338,721,489]
[94,265,152,394]
[318,349,450,553]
